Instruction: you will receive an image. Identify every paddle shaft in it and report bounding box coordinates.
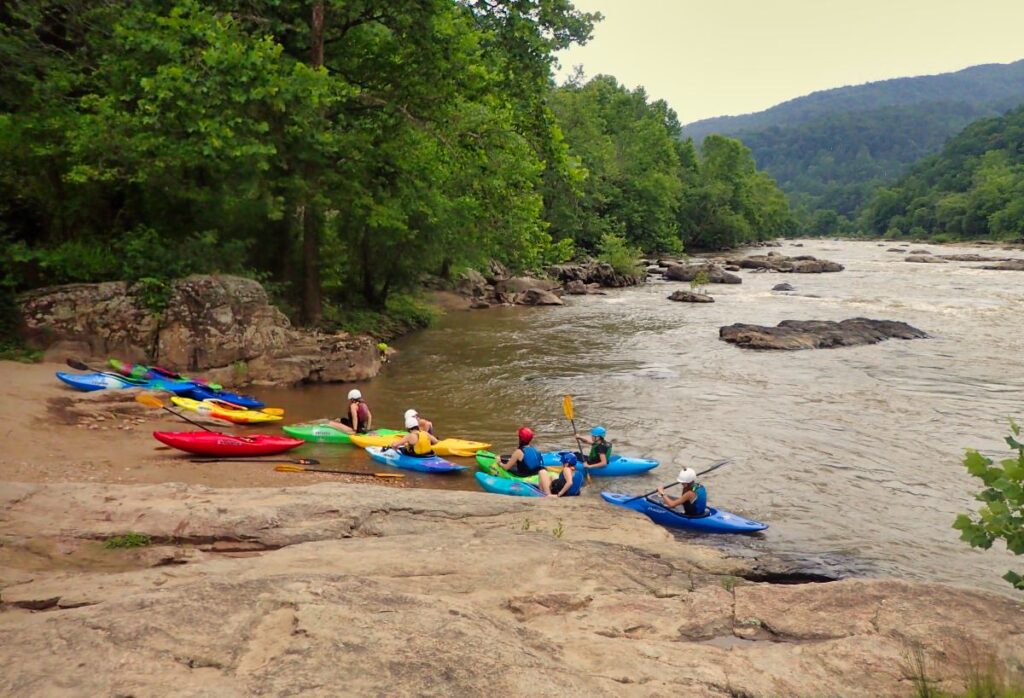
[275,465,403,478]
[622,459,733,503]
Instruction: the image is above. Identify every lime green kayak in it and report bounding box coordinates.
[475,450,547,484]
[281,424,403,445]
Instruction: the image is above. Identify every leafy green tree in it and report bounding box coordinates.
[953,419,1024,590]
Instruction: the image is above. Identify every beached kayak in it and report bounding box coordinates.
[183,383,264,409]
[475,471,544,497]
[56,371,196,394]
[350,433,490,457]
[282,424,404,445]
[170,396,282,424]
[365,446,466,473]
[474,451,553,484]
[600,492,767,533]
[153,431,304,457]
[475,450,657,478]
[109,359,222,390]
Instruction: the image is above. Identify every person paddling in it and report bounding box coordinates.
[388,414,438,457]
[577,425,611,470]
[501,427,545,477]
[657,468,707,516]
[539,452,585,498]
[403,408,434,435]
[330,389,373,434]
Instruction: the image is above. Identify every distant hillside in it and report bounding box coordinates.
[860,105,1024,241]
[681,61,1024,221]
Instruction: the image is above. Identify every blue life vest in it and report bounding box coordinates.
[521,446,543,473]
[565,465,586,496]
[683,483,707,516]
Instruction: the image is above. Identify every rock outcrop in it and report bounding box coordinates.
[719,318,928,350]
[1,480,1021,697]
[664,264,742,284]
[17,276,379,386]
[905,255,947,264]
[982,260,1024,271]
[545,261,642,288]
[668,290,714,303]
[726,254,844,273]
[455,271,566,307]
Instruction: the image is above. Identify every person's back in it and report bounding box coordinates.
[682,482,707,516]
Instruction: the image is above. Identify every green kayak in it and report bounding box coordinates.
[282,424,403,445]
[475,450,546,484]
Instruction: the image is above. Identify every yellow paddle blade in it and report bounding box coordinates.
[135,393,165,409]
[375,473,406,479]
[261,408,285,416]
[275,464,304,473]
[562,394,575,421]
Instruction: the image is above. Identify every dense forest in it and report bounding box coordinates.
[682,60,1024,228]
[0,0,792,344]
[860,105,1024,240]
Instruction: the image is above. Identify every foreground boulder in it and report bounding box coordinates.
[719,318,928,350]
[1,480,1021,697]
[17,275,379,386]
[668,290,714,303]
[664,264,741,284]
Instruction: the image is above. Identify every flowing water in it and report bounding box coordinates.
[260,240,1024,594]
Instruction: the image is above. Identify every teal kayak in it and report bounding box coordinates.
[475,472,543,497]
[365,446,465,474]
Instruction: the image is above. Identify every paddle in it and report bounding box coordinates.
[622,458,734,504]
[135,393,254,442]
[274,464,405,479]
[189,457,320,465]
[66,358,148,384]
[562,395,595,483]
[203,397,284,416]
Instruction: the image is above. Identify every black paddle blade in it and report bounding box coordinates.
[66,358,91,371]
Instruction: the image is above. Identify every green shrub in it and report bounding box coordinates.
[596,233,643,277]
[324,294,439,340]
[103,533,152,549]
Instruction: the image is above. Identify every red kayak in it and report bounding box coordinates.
[153,431,304,457]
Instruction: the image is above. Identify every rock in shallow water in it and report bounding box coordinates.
[668,290,714,303]
[719,318,928,350]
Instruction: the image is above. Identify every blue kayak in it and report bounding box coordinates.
[365,446,466,474]
[56,371,196,394]
[475,472,543,497]
[600,492,767,533]
[184,383,265,409]
[541,450,658,477]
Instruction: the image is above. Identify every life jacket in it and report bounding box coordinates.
[355,402,370,424]
[521,445,543,473]
[403,429,433,456]
[564,465,586,496]
[683,483,707,516]
[588,439,613,465]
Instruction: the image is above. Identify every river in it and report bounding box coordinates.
[261,239,1024,595]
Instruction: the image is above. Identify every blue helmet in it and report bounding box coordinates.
[591,426,606,438]
[560,452,578,466]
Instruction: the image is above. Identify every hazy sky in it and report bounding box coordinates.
[554,0,1024,124]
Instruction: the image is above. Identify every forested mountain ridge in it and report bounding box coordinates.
[683,60,1024,142]
[860,105,1024,240]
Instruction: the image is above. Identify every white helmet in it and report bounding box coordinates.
[677,468,697,484]
[404,408,418,421]
[347,389,362,400]
[404,415,420,430]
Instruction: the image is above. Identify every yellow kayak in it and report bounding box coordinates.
[170,396,283,424]
[348,433,490,457]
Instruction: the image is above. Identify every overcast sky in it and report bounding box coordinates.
[554,0,1024,124]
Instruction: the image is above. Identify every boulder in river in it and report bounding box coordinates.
[981,260,1024,271]
[668,290,714,303]
[719,318,928,350]
[664,264,741,284]
[515,288,563,306]
[725,254,844,273]
[887,248,906,253]
[905,255,947,264]
[772,283,796,291]
[909,248,932,254]
[563,280,589,295]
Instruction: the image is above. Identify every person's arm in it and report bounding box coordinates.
[350,402,360,430]
[426,432,439,445]
[364,406,373,430]
[504,448,524,468]
[554,470,574,496]
[388,433,410,450]
[660,489,695,509]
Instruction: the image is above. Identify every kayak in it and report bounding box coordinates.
[475,451,554,484]
[475,471,543,497]
[56,371,196,394]
[365,446,466,474]
[109,359,222,390]
[153,431,303,457]
[600,492,768,534]
[349,433,491,457]
[282,424,404,445]
[475,450,658,478]
[170,396,282,424]
[183,383,265,409]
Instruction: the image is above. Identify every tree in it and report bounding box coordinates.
[953,419,1024,590]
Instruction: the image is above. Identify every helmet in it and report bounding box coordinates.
[347,389,362,400]
[404,409,418,421]
[591,426,606,438]
[677,468,697,484]
[404,415,420,430]
[559,452,578,466]
[517,426,534,443]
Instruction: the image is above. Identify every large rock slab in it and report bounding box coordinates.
[726,255,844,273]
[664,264,742,284]
[668,290,714,303]
[546,261,642,288]
[982,260,1024,271]
[1,481,1021,697]
[719,318,928,350]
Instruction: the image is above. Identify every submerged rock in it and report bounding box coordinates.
[719,318,928,350]
[668,290,714,303]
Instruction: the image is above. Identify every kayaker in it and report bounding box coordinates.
[502,427,545,477]
[657,468,707,516]
[576,425,611,470]
[388,415,438,457]
[329,389,373,434]
[538,452,585,498]
[403,408,434,435]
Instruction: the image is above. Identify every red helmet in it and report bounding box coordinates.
[518,426,534,443]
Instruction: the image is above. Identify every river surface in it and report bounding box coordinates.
[260,239,1024,594]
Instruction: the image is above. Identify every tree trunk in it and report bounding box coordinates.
[300,1,326,325]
